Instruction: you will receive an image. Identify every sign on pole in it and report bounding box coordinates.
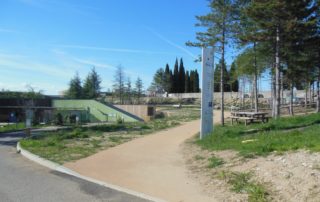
[200,48,214,139]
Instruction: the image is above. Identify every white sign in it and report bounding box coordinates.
[200,48,214,139]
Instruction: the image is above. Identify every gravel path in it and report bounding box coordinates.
[65,110,228,202]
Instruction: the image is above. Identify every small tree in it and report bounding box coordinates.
[66,72,82,99]
[113,65,126,104]
[83,67,101,99]
[125,77,132,104]
[148,68,166,95]
[134,77,144,104]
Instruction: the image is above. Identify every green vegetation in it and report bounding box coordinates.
[20,107,194,164]
[149,58,200,94]
[218,171,268,202]
[0,123,25,133]
[198,113,320,157]
[208,156,224,168]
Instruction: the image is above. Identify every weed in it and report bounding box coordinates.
[208,156,225,168]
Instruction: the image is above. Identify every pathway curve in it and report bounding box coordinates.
[66,111,229,202]
[0,131,148,202]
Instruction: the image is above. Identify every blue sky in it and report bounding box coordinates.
[0,0,240,95]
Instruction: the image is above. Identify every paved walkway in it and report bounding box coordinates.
[0,131,149,202]
[65,111,228,202]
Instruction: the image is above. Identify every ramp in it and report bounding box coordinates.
[53,100,142,122]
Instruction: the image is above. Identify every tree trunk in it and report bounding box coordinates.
[309,82,312,106]
[305,87,308,112]
[272,69,276,117]
[290,82,294,116]
[253,42,258,112]
[317,72,320,113]
[220,22,226,126]
[274,26,281,118]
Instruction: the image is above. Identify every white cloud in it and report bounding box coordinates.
[0,53,73,79]
[146,27,197,59]
[54,44,177,55]
[73,58,116,70]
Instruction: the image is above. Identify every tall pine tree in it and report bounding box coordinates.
[178,58,185,93]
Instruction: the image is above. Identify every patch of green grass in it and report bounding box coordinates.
[198,113,320,157]
[0,123,25,133]
[222,171,268,202]
[208,156,225,168]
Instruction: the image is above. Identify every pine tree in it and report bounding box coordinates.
[246,0,318,117]
[229,62,239,92]
[189,70,195,92]
[214,59,230,92]
[173,58,179,93]
[125,77,132,104]
[185,71,190,93]
[149,68,166,94]
[179,58,185,93]
[187,0,238,125]
[67,72,82,99]
[164,64,172,93]
[113,65,125,104]
[134,77,144,104]
[194,70,200,92]
[83,67,101,99]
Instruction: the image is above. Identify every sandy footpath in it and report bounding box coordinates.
[65,111,227,202]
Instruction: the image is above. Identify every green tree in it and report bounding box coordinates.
[185,70,191,93]
[229,62,239,92]
[66,72,82,99]
[173,58,179,93]
[187,0,238,125]
[164,64,173,93]
[245,0,318,117]
[113,65,126,104]
[134,77,144,104]
[83,67,101,99]
[214,59,230,92]
[148,68,166,94]
[179,58,185,93]
[194,70,200,92]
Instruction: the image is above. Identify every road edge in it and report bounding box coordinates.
[16,142,166,202]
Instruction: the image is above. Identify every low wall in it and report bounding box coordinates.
[168,90,309,99]
[114,105,155,122]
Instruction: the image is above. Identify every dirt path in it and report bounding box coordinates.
[65,110,229,202]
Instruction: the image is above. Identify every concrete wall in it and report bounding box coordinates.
[114,105,156,122]
[53,100,140,122]
[168,90,309,99]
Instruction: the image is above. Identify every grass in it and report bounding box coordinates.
[218,171,268,202]
[0,123,26,133]
[198,113,320,158]
[208,156,225,168]
[20,107,197,164]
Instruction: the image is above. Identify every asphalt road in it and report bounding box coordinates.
[0,131,150,202]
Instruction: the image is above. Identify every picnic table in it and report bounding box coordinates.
[230,111,269,126]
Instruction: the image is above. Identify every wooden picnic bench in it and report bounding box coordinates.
[230,116,254,126]
[230,111,270,125]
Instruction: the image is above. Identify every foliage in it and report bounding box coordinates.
[113,65,126,104]
[83,67,102,99]
[66,72,82,99]
[149,58,200,94]
[0,123,25,133]
[198,113,320,157]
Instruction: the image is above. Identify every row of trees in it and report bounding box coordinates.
[66,66,144,104]
[112,65,144,104]
[188,0,320,125]
[66,68,101,99]
[149,58,200,94]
